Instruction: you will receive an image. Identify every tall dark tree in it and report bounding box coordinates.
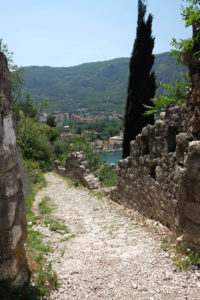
[46,115,56,127]
[122,0,156,158]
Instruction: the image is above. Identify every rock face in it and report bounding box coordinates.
[111,50,200,248]
[55,152,100,189]
[0,52,30,285]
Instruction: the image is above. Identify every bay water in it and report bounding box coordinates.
[99,150,122,165]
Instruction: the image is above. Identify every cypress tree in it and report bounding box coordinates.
[122,0,156,158]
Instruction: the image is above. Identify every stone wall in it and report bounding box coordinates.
[55,151,100,189]
[111,50,200,248]
[0,52,30,284]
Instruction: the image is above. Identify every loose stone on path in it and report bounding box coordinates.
[34,173,200,300]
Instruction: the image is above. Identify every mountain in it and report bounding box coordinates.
[22,52,187,115]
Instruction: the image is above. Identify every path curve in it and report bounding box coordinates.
[33,172,200,300]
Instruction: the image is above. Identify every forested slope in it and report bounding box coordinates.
[22,52,186,115]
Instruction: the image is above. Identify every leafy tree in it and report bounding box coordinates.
[144,75,189,117]
[38,97,50,114]
[17,120,53,167]
[0,39,60,169]
[145,0,199,118]
[16,95,59,167]
[0,38,24,103]
[171,0,200,61]
[122,0,156,158]
[0,38,25,127]
[62,118,122,141]
[17,94,38,119]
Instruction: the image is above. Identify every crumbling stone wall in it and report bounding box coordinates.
[54,151,100,189]
[0,52,30,284]
[111,51,200,248]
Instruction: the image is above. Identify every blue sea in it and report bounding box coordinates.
[99,150,122,165]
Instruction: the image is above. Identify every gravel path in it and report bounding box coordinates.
[33,172,200,300]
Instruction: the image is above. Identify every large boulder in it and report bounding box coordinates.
[0,52,30,285]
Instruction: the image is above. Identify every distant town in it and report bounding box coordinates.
[39,111,123,127]
[39,111,123,151]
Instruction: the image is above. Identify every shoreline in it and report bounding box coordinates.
[96,148,122,153]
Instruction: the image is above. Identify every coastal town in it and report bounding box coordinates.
[39,111,122,126]
[39,111,123,152]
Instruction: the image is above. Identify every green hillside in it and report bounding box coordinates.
[22,52,187,115]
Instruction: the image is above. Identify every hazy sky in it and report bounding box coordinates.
[1,0,191,67]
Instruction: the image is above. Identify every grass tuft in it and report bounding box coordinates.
[61,234,76,242]
[90,189,104,199]
[39,196,69,233]
[39,196,52,216]
[23,173,59,298]
[161,235,200,271]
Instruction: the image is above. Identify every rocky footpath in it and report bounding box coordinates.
[32,172,200,300]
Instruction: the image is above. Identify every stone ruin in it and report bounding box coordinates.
[54,151,100,189]
[0,52,30,284]
[111,49,200,249]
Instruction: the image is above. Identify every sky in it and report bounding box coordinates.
[1,0,192,67]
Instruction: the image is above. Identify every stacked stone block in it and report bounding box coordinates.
[111,50,200,248]
[55,152,100,189]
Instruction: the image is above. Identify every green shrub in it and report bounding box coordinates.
[0,279,41,300]
[34,136,53,163]
[24,160,47,185]
[35,263,59,295]
[144,76,188,117]
[95,164,117,187]
[53,140,65,156]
